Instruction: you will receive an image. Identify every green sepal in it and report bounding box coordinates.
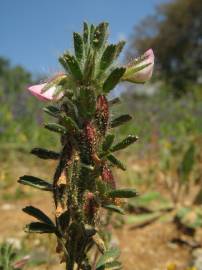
[96,248,121,269]
[103,205,124,215]
[61,114,79,131]
[122,63,151,83]
[23,206,54,226]
[107,154,126,171]
[111,114,132,128]
[102,134,115,152]
[73,32,83,61]
[44,123,67,135]
[83,22,89,44]
[43,105,60,118]
[25,222,56,234]
[59,53,83,81]
[93,22,109,49]
[108,188,138,198]
[100,44,117,71]
[103,67,126,93]
[18,175,53,191]
[111,135,138,152]
[31,148,60,160]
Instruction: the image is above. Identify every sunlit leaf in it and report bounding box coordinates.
[18,175,53,191]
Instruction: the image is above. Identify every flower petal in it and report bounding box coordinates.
[27,73,67,101]
[123,49,154,83]
[28,83,49,101]
[27,83,63,101]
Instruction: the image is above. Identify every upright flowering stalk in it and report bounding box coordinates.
[19,22,154,270]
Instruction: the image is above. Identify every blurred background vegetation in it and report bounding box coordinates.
[0,0,201,151]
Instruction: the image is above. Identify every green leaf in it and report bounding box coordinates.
[105,261,122,270]
[93,22,109,49]
[111,135,138,152]
[59,53,83,81]
[96,248,120,269]
[176,207,191,219]
[96,179,111,197]
[80,162,94,171]
[44,123,67,135]
[108,188,138,198]
[92,233,106,254]
[84,224,97,237]
[64,97,79,120]
[31,148,60,160]
[0,243,16,267]
[61,114,79,131]
[126,212,161,226]
[179,144,195,182]
[25,222,56,234]
[76,86,96,119]
[90,24,95,44]
[43,105,60,118]
[103,205,124,215]
[73,32,83,61]
[114,40,126,59]
[107,154,126,171]
[58,210,70,232]
[102,134,115,151]
[103,67,126,93]
[83,22,89,44]
[108,97,120,106]
[111,114,132,128]
[100,44,117,71]
[83,50,95,81]
[131,191,162,206]
[18,175,53,191]
[23,206,54,226]
[128,191,172,212]
[175,207,202,229]
[99,41,125,75]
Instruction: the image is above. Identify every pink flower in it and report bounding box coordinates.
[27,74,66,101]
[123,49,154,83]
[28,83,60,101]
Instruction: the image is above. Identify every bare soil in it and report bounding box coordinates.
[0,194,192,270]
[0,154,196,270]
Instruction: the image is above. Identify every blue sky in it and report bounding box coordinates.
[0,0,165,75]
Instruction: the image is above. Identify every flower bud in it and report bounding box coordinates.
[84,121,97,154]
[122,49,154,83]
[27,74,66,101]
[101,164,116,189]
[84,192,98,221]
